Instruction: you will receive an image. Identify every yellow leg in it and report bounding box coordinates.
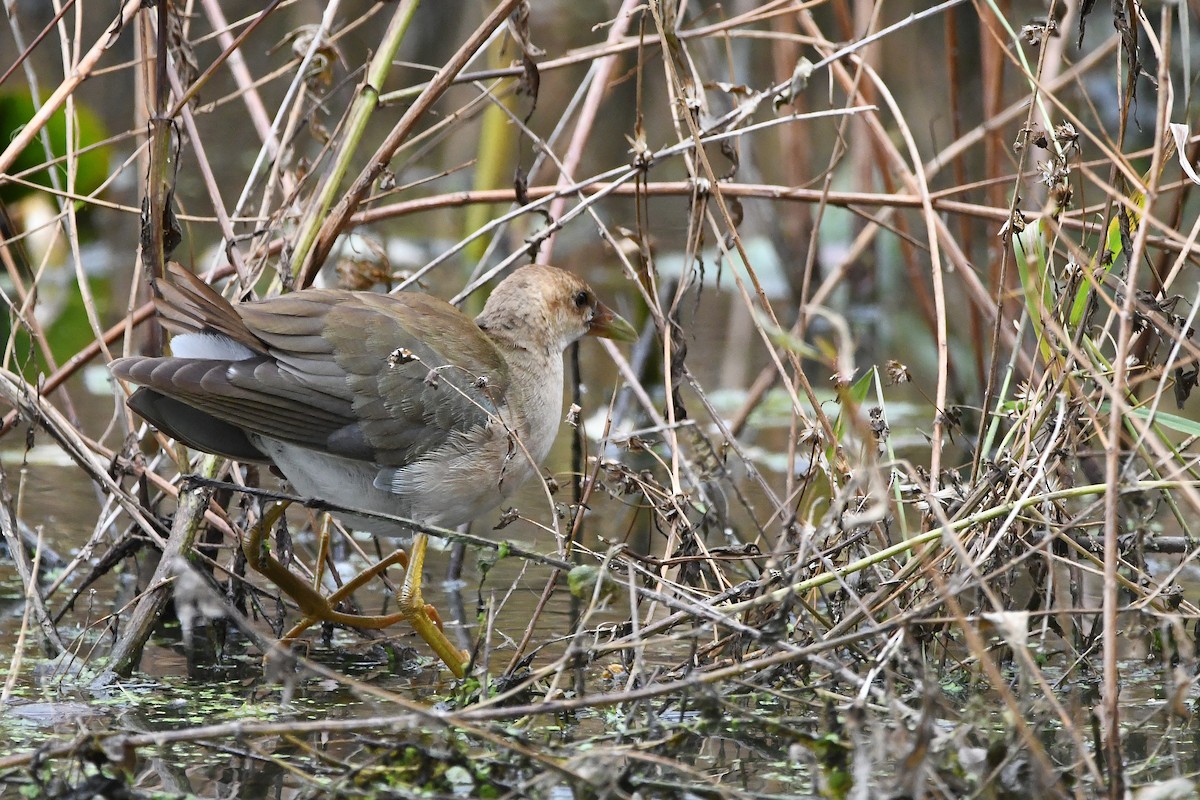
[398,532,469,677]
[281,548,411,641]
[312,514,331,591]
[242,503,468,676]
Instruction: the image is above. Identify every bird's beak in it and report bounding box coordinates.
[587,302,638,342]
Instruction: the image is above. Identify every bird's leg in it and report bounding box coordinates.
[282,548,410,641]
[243,505,466,675]
[242,502,406,638]
[312,514,332,591]
[243,501,336,622]
[398,532,469,677]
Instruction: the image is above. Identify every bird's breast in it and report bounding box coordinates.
[383,422,542,527]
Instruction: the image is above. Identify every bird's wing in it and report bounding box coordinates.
[309,292,511,465]
[115,274,510,466]
[110,353,359,452]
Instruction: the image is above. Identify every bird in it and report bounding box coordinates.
[110,261,636,675]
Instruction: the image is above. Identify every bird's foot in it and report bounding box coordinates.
[398,533,470,677]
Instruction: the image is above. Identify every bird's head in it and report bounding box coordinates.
[477,265,637,354]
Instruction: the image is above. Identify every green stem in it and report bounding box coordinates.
[289,1,420,280]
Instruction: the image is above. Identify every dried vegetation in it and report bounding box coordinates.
[2,1,1200,798]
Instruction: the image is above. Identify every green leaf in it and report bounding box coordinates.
[833,369,874,444]
[1114,404,1200,437]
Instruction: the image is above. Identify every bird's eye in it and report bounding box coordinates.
[573,290,591,308]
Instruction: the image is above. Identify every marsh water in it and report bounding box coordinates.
[6,0,1200,797]
[4,291,1200,797]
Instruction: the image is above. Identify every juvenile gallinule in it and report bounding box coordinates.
[111,262,636,675]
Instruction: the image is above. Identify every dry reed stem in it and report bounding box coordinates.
[4,1,1200,796]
